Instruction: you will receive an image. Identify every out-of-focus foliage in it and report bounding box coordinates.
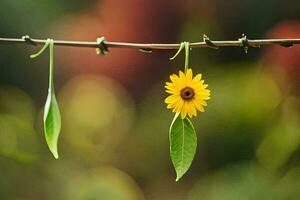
[1,0,300,199]
[188,162,300,200]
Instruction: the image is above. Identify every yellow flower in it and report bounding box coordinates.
[165,68,210,119]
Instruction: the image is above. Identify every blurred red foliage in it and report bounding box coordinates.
[263,21,300,92]
[55,0,186,98]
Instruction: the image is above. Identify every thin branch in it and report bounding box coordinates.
[0,36,300,50]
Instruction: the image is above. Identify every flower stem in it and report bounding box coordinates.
[184,42,189,72]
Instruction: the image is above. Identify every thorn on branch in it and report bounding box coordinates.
[239,33,249,54]
[203,34,218,49]
[22,35,37,46]
[139,48,153,53]
[280,42,293,48]
[96,37,109,55]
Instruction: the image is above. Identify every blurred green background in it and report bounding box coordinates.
[1,0,300,199]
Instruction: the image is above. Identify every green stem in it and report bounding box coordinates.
[48,39,54,91]
[169,41,190,73]
[30,38,55,91]
[184,42,189,72]
[30,39,51,58]
[170,42,185,60]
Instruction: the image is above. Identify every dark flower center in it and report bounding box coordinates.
[180,87,195,100]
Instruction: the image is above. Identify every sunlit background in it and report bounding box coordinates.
[1,0,300,199]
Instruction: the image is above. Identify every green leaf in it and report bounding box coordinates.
[43,90,61,159]
[169,113,197,181]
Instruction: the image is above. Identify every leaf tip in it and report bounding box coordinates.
[49,146,59,159]
[175,176,181,182]
[52,152,59,159]
[175,170,185,182]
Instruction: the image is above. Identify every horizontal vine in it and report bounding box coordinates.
[0,35,300,53]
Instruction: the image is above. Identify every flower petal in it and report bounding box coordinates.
[180,102,188,119]
[165,95,179,103]
[193,99,205,112]
[179,71,186,82]
[192,74,202,83]
[186,69,193,81]
[183,101,196,118]
[166,89,177,94]
[173,98,184,113]
[170,74,179,83]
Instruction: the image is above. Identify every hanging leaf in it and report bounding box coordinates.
[30,39,61,159]
[43,89,61,159]
[169,113,197,181]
